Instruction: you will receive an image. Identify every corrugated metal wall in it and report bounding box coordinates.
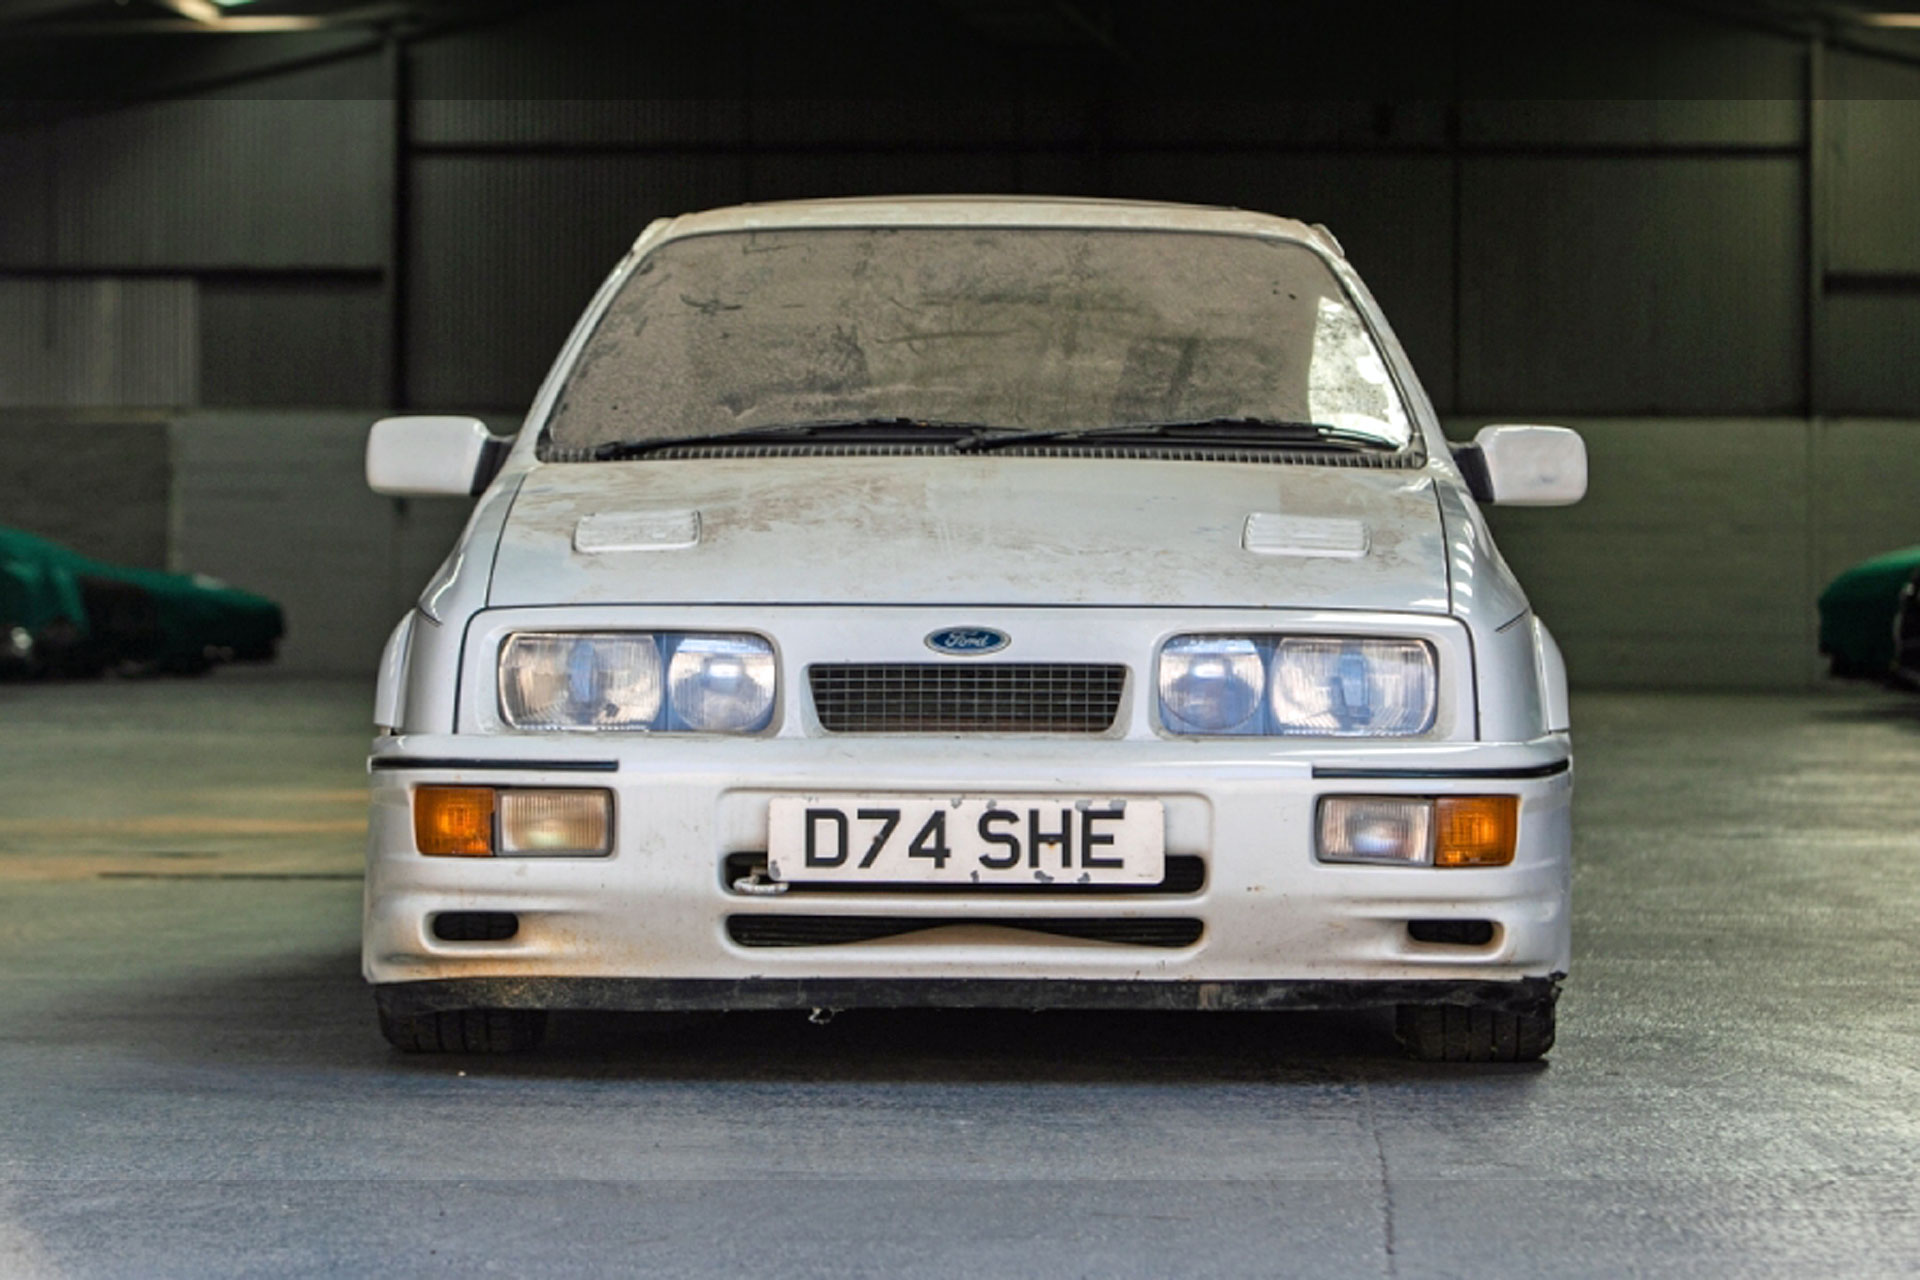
[0,278,197,407]
[7,0,1919,416]
[0,54,388,410]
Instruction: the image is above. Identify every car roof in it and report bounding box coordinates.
[642,195,1339,256]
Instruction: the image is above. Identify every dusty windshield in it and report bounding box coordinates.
[544,226,1413,454]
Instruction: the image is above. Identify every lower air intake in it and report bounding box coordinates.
[726,915,1202,948]
[1407,919,1496,947]
[432,911,519,942]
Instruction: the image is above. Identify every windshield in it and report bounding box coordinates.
[544,226,1413,454]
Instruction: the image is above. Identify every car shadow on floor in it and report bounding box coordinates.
[530,1005,1423,1085]
[103,944,1549,1087]
[468,1006,1545,1085]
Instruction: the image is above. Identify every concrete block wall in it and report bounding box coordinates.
[0,411,173,570]
[169,411,482,675]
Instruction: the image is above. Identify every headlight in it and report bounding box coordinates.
[1268,637,1435,736]
[668,634,777,732]
[1157,636,1265,733]
[1155,635,1436,737]
[499,632,775,732]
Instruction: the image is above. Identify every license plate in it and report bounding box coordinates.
[767,796,1166,886]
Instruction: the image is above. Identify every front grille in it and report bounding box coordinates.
[724,853,1205,896]
[809,663,1127,733]
[726,915,1203,948]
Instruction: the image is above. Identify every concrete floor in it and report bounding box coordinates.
[1,675,1916,1278]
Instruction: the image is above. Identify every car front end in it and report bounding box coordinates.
[362,198,1583,1061]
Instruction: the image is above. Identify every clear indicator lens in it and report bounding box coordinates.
[1269,638,1435,737]
[500,633,662,730]
[1157,636,1265,733]
[499,789,612,855]
[1317,796,1433,865]
[668,634,777,732]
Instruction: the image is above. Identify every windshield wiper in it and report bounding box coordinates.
[583,416,1402,461]
[952,417,1402,454]
[587,418,1005,461]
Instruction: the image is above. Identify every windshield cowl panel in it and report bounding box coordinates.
[542,227,1417,460]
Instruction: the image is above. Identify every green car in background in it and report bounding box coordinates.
[0,526,283,677]
[1818,544,1920,680]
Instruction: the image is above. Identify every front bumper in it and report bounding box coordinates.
[374,975,1561,1016]
[364,733,1573,1006]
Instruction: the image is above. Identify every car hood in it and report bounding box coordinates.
[487,455,1450,612]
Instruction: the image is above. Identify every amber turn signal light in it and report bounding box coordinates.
[415,786,495,856]
[1434,795,1518,867]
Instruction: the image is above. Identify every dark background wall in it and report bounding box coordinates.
[1,0,1917,678]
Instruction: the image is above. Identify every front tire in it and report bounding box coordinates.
[376,999,547,1054]
[1395,998,1555,1063]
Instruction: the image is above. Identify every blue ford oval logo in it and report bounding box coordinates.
[925,627,1010,656]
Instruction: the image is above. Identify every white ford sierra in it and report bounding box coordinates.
[362,196,1586,1061]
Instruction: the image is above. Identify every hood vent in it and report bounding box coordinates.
[1242,513,1369,559]
[573,509,701,552]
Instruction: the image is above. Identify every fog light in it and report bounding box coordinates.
[1317,797,1433,865]
[499,789,612,855]
[415,786,495,856]
[1435,796,1518,867]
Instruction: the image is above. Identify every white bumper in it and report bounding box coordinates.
[363,733,1572,1002]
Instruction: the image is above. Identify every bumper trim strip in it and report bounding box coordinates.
[369,756,619,773]
[1312,759,1569,781]
[373,974,1562,1016]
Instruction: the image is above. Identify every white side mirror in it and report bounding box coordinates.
[366,416,508,497]
[1468,424,1587,506]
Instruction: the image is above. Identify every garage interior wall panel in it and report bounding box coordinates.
[49,97,386,270]
[1461,418,1819,689]
[1820,294,1920,416]
[199,280,388,408]
[405,154,749,409]
[1810,419,1920,588]
[1457,157,1804,414]
[1108,99,1450,149]
[0,127,52,265]
[1460,98,1803,148]
[745,99,1052,148]
[0,278,196,407]
[1100,1,1453,103]
[169,412,478,674]
[742,151,1025,203]
[0,413,170,570]
[409,0,748,109]
[1457,1,1805,104]
[1820,57,1920,415]
[1825,59,1920,276]
[411,98,753,149]
[1107,151,1455,409]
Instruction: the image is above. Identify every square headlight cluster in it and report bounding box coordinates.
[1156,635,1436,737]
[499,632,776,733]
